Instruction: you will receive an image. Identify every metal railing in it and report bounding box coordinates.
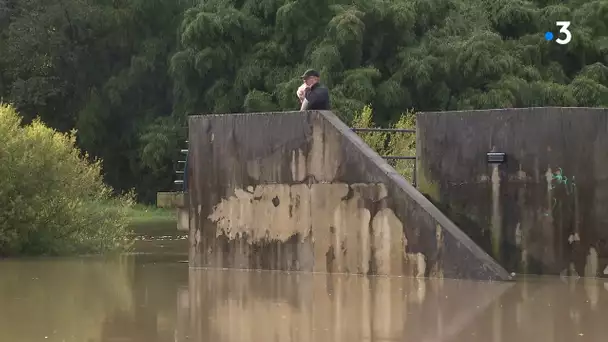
[351,127,417,186]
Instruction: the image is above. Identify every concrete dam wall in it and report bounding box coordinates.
[417,107,608,277]
[186,110,509,280]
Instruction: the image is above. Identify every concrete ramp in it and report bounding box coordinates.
[187,110,510,281]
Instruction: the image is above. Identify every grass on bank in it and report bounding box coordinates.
[126,204,178,236]
[127,204,175,223]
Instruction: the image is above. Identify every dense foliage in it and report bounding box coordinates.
[352,105,416,182]
[0,104,131,256]
[1,0,607,201]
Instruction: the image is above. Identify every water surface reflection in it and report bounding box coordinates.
[2,251,608,341]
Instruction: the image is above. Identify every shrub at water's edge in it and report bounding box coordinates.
[0,104,133,256]
[351,105,417,182]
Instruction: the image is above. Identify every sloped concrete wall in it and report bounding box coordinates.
[187,111,509,280]
[417,107,608,277]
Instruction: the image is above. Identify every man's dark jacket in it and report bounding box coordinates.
[304,83,330,110]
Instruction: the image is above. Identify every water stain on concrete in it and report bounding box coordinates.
[417,108,608,277]
[207,183,410,276]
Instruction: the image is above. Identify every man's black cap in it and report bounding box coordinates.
[300,69,320,79]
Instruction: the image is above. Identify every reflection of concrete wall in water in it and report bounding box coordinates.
[452,278,608,341]
[417,107,608,277]
[180,270,608,342]
[175,287,190,342]
[187,111,509,280]
[99,261,188,341]
[183,269,512,342]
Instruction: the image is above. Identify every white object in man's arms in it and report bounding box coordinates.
[296,83,307,102]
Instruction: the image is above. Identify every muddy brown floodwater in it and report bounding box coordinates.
[1,235,608,342]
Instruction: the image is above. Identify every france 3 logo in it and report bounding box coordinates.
[544,21,572,45]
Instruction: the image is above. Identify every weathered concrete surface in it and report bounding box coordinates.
[156,192,188,231]
[177,207,188,232]
[417,107,608,277]
[157,192,185,208]
[188,111,510,280]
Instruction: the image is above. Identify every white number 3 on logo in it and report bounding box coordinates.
[555,21,572,45]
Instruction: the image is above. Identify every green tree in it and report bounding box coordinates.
[2,0,608,205]
[169,0,608,123]
[0,0,191,202]
[0,104,131,256]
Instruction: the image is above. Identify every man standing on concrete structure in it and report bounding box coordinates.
[299,69,330,110]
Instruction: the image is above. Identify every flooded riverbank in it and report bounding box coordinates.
[1,233,608,342]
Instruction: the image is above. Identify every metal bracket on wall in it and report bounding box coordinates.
[487,152,507,164]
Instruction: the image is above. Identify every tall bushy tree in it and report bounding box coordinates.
[2,0,608,202]
[170,0,608,125]
[0,0,192,202]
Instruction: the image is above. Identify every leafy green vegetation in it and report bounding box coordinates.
[0,104,132,256]
[352,106,417,181]
[1,0,607,203]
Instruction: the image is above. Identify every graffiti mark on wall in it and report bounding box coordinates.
[545,168,576,216]
[549,168,576,194]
